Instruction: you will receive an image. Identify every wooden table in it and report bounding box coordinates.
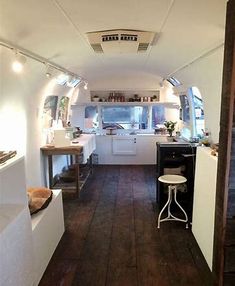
[41,145,84,197]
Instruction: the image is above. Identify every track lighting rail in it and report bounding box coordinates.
[0,38,86,84]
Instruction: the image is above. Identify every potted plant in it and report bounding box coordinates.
[92,95,100,102]
[152,94,159,102]
[164,121,177,137]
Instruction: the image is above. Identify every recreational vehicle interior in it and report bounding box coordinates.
[0,0,234,285]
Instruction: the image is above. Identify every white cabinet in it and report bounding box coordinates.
[95,134,167,164]
[112,136,137,155]
[0,155,65,286]
[0,156,34,286]
[32,189,64,285]
[0,205,34,286]
[192,147,218,270]
[0,155,27,205]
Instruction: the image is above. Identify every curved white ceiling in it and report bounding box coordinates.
[0,0,227,81]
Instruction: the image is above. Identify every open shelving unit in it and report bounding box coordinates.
[71,101,179,107]
[0,156,34,286]
[0,155,64,286]
[31,189,64,285]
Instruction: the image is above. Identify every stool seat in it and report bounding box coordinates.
[157,174,188,229]
[158,174,187,185]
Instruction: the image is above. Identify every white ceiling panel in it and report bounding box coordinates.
[56,0,172,32]
[0,0,227,81]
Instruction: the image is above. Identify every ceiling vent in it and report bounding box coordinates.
[86,29,155,54]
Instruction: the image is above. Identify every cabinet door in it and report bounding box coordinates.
[112,137,137,155]
[192,147,218,270]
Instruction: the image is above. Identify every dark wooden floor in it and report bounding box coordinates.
[39,165,214,286]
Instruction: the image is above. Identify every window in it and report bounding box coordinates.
[179,94,190,123]
[101,106,148,129]
[166,76,182,87]
[152,105,165,127]
[191,87,205,137]
[67,77,81,88]
[84,106,98,129]
[182,87,205,139]
[56,74,69,86]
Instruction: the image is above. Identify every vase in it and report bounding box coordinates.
[167,136,175,142]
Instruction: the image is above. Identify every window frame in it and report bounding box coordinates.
[82,103,170,132]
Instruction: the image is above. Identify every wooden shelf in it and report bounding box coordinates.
[50,164,92,198]
[41,135,95,197]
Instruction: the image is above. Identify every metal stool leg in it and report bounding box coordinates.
[157,185,173,228]
[157,185,189,229]
[172,188,189,228]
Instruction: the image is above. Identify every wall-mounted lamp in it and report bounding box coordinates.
[12,53,27,73]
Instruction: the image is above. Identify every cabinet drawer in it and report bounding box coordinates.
[112,137,137,155]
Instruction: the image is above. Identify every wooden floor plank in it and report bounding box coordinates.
[39,165,213,286]
[39,166,106,285]
[71,166,119,286]
[106,166,137,286]
[132,167,170,286]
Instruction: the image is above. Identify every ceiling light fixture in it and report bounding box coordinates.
[84,82,88,90]
[159,80,164,88]
[45,64,54,78]
[12,52,27,73]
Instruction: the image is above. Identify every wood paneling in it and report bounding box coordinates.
[213,0,235,285]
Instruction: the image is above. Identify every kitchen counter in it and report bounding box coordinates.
[156,142,197,222]
[95,133,166,137]
[95,134,168,164]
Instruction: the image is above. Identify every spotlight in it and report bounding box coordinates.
[12,54,27,73]
[45,64,54,78]
[159,81,164,88]
[84,82,88,90]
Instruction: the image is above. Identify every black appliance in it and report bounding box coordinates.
[156,143,197,222]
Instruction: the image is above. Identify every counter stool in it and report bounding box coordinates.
[157,174,188,229]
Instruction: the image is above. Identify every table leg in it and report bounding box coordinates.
[89,154,93,174]
[48,155,53,189]
[75,155,80,197]
[70,155,73,165]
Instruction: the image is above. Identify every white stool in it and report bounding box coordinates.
[157,174,188,229]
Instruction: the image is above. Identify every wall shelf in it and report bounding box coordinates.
[71,101,179,108]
